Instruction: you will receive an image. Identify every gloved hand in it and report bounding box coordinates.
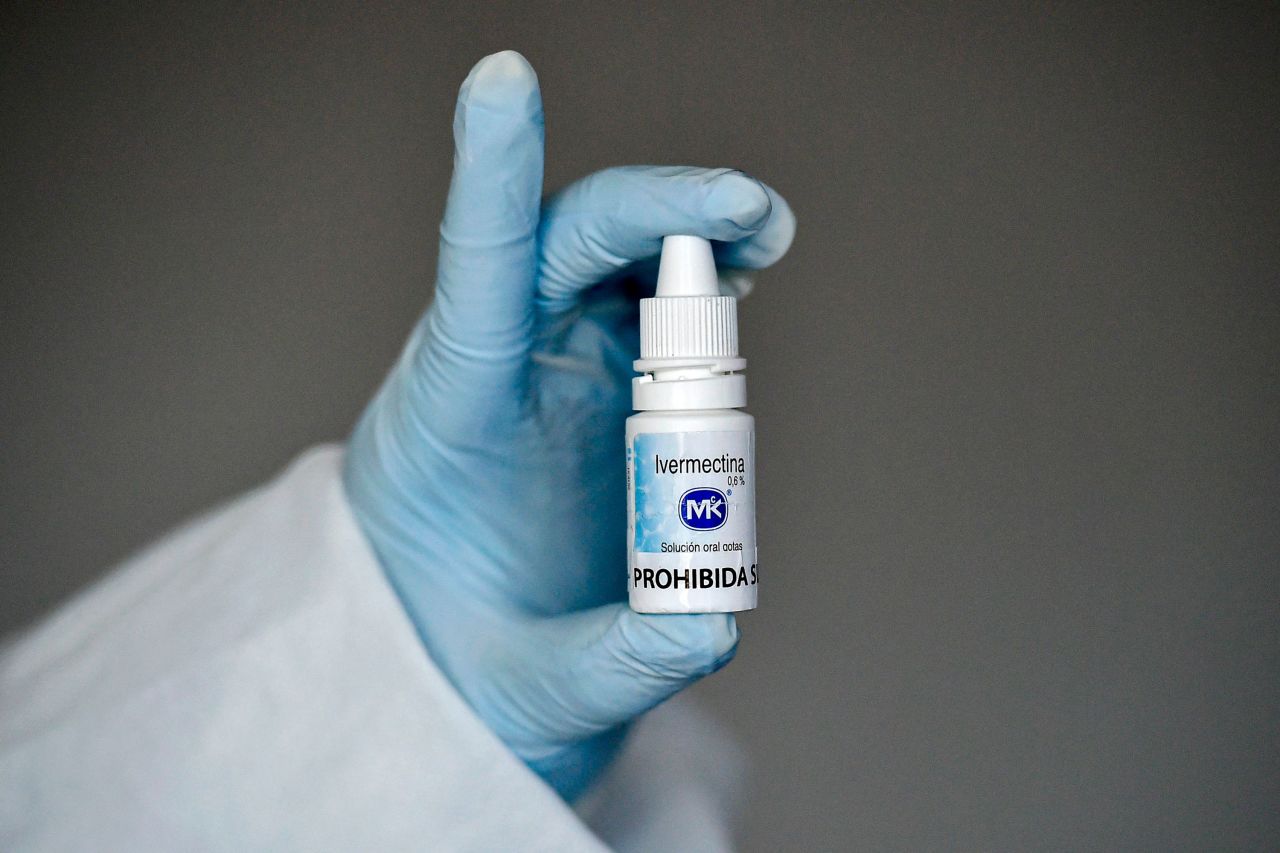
[344,50,795,800]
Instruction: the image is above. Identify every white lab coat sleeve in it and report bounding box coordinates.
[0,446,744,852]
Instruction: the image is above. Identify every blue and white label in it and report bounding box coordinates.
[628,429,757,613]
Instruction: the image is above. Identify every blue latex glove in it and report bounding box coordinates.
[344,50,795,800]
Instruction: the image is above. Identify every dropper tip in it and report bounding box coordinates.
[655,235,719,297]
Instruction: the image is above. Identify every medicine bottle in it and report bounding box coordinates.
[627,235,757,613]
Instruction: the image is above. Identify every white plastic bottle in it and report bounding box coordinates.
[627,235,757,613]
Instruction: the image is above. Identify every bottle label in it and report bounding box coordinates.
[627,429,757,612]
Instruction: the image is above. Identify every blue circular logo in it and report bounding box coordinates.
[678,487,729,531]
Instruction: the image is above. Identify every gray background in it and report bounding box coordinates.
[3,2,1278,849]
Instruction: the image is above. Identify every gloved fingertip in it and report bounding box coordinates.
[617,610,741,682]
[716,186,797,269]
[759,187,797,256]
[459,50,540,111]
[708,612,742,672]
[704,172,773,231]
[704,616,741,675]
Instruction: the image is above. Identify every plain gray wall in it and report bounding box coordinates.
[3,2,1277,849]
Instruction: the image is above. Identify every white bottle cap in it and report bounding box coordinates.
[634,236,746,411]
[640,236,738,359]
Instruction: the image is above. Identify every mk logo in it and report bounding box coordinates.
[678,487,729,531]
